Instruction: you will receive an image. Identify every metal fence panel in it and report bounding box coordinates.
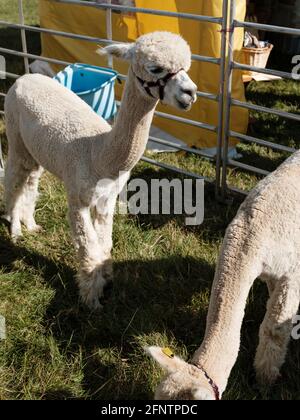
[0,0,228,188]
[221,0,300,198]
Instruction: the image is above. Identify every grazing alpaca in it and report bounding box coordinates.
[5,32,197,308]
[147,151,300,399]
[4,31,197,309]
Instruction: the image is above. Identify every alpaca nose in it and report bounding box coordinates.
[182,89,194,97]
[181,86,197,102]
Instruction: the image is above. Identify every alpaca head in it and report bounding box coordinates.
[146,346,218,400]
[100,31,197,110]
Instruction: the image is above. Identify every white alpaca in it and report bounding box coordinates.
[147,150,300,399]
[4,31,197,310]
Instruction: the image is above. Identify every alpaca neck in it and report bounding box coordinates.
[192,244,257,394]
[97,67,158,177]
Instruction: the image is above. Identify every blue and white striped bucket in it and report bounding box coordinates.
[54,63,118,120]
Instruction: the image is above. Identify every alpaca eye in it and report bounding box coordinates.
[149,66,164,75]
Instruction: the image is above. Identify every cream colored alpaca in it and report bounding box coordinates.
[4,31,197,309]
[147,151,300,399]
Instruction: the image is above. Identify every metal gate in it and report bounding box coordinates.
[0,0,300,200]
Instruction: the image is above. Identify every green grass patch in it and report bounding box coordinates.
[0,0,39,25]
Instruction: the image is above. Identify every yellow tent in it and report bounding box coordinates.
[40,0,248,149]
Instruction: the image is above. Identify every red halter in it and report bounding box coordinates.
[191,362,220,401]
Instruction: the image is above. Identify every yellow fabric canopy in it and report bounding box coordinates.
[40,0,248,148]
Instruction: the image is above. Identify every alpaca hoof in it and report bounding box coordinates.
[11,231,23,243]
[80,285,104,311]
[27,223,43,233]
[77,264,108,310]
[10,223,23,243]
[2,214,11,223]
[102,258,114,282]
[84,294,104,311]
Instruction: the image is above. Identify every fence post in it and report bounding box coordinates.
[18,0,30,74]
[0,55,4,177]
[215,0,229,200]
[106,0,113,68]
[221,0,236,199]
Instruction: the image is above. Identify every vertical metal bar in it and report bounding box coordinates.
[0,142,4,180]
[18,0,30,74]
[106,0,113,68]
[221,0,236,199]
[215,0,229,200]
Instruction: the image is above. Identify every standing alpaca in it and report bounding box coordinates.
[4,31,197,309]
[147,151,300,399]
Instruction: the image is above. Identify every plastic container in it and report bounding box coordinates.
[54,63,118,120]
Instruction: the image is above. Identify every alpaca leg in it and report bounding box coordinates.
[266,278,276,295]
[3,124,40,240]
[68,203,108,310]
[93,212,114,283]
[92,193,118,283]
[254,275,300,385]
[21,166,44,232]
[4,155,31,241]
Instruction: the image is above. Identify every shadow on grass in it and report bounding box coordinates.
[236,146,289,174]
[40,388,83,401]
[0,230,73,278]
[0,220,213,399]
[1,205,300,399]
[46,255,215,399]
[245,88,300,151]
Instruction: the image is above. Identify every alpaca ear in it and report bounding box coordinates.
[97,43,135,61]
[145,346,186,373]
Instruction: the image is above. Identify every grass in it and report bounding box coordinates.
[0,0,38,24]
[0,0,300,400]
